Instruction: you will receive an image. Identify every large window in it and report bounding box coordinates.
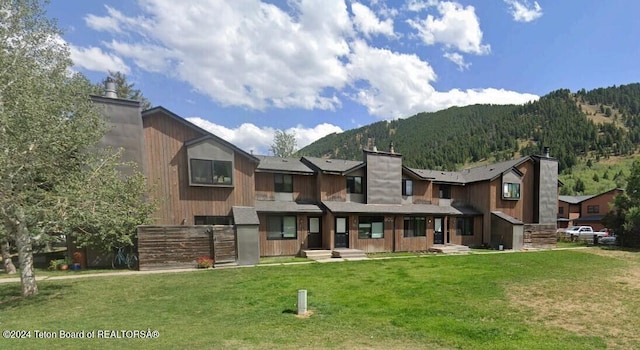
[194,216,233,225]
[439,184,451,199]
[347,176,363,194]
[587,205,600,214]
[358,216,384,239]
[402,179,413,196]
[267,216,297,240]
[274,174,293,193]
[190,159,233,185]
[456,217,473,236]
[404,217,426,237]
[502,182,520,200]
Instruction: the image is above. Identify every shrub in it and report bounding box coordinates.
[196,256,214,268]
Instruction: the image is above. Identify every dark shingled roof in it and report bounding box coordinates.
[255,200,323,214]
[255,155,315,174]
[491,211,524,225]
[232,206,259,225]
[459,157,530,183]
[322,201,480,215]
[558,194,597,204]
[408,156,532,185]
[301,156,364,174]
[407,168,466,184]
[574,215,605,222]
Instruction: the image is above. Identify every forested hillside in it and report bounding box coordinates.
[299,84,640,175]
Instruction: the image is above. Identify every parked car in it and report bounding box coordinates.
[564,226,605,240]
[598,235,617,245]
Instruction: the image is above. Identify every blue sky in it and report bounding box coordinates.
[47,0,640,154]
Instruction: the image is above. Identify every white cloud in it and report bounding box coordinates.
[351,2,395,38]
[407,1,490,55]
[443,52,470,71]
[186,117,343,155]
[347,40,437,118]
[406,0,438,12]
[73,0,537,122]
[504,0,543,22]
[68,45,129,74]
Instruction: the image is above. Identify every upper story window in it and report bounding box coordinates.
[503,182,520,200]
[347,176,363,194]
[274,174,293,193]
[439,184,451,199]
[587,205,599,214]
[402,179,413,196]
[559,206,564,215]
[190,159,233,185]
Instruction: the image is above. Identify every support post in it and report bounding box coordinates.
[297,289,307,315]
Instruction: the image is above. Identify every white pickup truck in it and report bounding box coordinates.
[564,226,606,240]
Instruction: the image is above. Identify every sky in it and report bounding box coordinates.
[47,0,640,155]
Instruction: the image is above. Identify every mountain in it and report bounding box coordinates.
[298,83,640,174]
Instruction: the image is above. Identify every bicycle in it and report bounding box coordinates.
[112,246,139,270]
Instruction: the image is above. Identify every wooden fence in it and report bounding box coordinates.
[523,224,557,249]
[137,225,236,270]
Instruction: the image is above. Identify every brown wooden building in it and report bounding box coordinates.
[96,97,558,258]
[558,188,623,231]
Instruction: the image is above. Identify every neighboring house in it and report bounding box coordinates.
[92,92,559,258]
[558,188,624,230]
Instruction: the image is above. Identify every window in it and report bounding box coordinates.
[190,159,233,185]
[358,216,384,239]
[559,206,564,215]
[439,185,451,199]
[456,217,473,236]
[587,205,600,214]
[404,217,426,237]
[502,182,520,200]
[308,217,320,234]
[402,179,413,196]
[267,216,297,240]
[347,176,363,194]
[274,174,293,193]
[194,216,233,225]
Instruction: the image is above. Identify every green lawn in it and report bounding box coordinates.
[1,248,639,349]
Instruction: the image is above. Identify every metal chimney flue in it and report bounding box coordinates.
[543,146,550,158]
[105,78,117,98]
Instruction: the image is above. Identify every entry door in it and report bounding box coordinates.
[434,217,444,244]
[307,217,322,249]
[335,217,349,248]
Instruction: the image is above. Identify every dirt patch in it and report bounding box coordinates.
[507,249,640,348]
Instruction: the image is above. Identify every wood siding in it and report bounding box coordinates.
[143,112,255,225]
[321,174,347,201]
[348,214,394,252]
[255,173,316,202]
[259,214,309,256]
[412,180,432,204]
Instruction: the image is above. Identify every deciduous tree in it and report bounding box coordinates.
[270,130,297,157]
[0,0,153,296]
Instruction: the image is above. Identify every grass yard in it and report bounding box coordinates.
[1,248,639,349]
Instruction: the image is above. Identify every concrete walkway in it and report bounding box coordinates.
[0,246,598,284]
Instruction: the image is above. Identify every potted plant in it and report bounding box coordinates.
[196,256,214,269]
[58,258,69,270]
